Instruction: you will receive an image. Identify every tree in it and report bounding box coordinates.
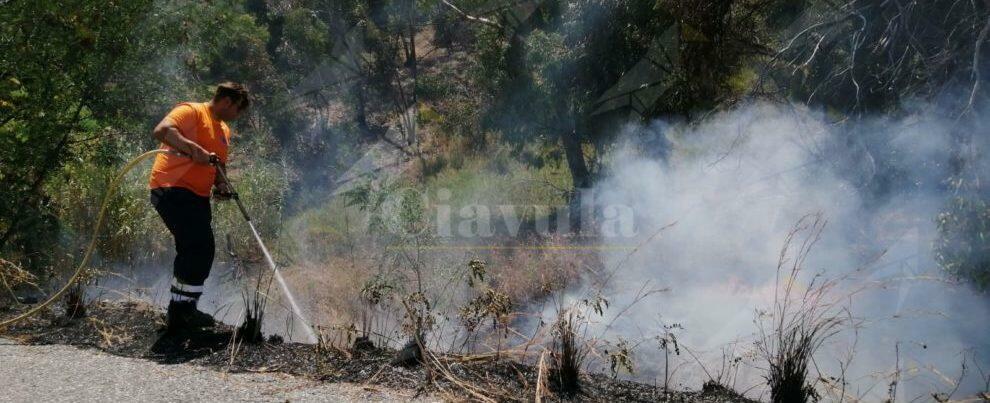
[466,0,775,229]
[0,0,154,270]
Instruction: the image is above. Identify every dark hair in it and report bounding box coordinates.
[213,81,250,110]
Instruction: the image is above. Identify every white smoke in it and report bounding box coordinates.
[576,102,990,400]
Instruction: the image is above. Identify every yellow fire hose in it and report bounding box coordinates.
[0,149,170,329]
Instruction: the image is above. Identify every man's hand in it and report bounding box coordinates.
[213,181,234,201]
[189,146,215,165]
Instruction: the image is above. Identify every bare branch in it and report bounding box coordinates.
[964,14,990,116]
[440,0,502,29]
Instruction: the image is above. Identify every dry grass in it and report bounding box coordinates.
[63,284,87,319]
[0,257,37,305]
[536,350,552,402]
[551,310,588,397]
[484,235,597,302]
[87,316,132,348]
[282,257,387,346]
[237,271,273,344]
[757,214,846,403]
[280,230,598,350]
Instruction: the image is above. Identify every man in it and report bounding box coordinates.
[149,82,249,332]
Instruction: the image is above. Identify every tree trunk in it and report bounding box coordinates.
[676,0,732,115]
[558,100,591,233]
[354,80,374,140]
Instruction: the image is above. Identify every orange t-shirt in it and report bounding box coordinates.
[149,102,231,197]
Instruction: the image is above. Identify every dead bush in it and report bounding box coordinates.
[757,214,845,403]
[551,311,588,397]
[0,258,37,306]
[64,284,86,319]
[238,271,274,344]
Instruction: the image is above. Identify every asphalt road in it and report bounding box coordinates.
[0,338,429,402]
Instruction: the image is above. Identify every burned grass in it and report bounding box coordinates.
[1,300,755,402]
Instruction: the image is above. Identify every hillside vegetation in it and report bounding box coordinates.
[2,1,990,401]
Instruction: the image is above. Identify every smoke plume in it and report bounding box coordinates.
[579,102,990,400]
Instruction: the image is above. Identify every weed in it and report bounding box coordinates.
[467,259,485,288]
[0,257,37,305]
[458,288,512,331]
[360,275,395,306]
[238,270,274,344]
[656,322,683,391]
[400,291,434,339]
[551,311,587,396]
[757,214,844,403]
[63,284,86,319]
[606,337,634,379]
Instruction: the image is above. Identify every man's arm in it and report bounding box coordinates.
[152,119,214,164]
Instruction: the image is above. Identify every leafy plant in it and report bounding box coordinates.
[936,196,990,291]
[656,322,683,391]
[360,275,396,306]
[605,337,634,379]
[458,287,512,333]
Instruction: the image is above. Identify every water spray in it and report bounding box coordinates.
[210,156,318,344]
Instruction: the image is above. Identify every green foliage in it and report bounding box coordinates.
[0,0,155,272]
[2,0,986,306]
[414,75,453,101]
[48,149,167,268]
[458,287,512,332]
[0,0,295,278]
[214,158,290,260]
[281,8,330,62]
[470,26,509,93]
[524,30,573,95]
[342,177,402,236]
[421,152,570,215]
[341,177,429,239]
[160,0,272,80]
[936,196,990,291]
[283,197,365,261]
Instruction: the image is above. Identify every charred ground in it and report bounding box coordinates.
[1,300,755,402]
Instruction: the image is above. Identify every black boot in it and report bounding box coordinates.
[166,300,215,332]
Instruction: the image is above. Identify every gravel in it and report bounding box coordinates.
[0,338,432,402]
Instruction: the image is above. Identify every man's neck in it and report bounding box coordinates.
[206,101,220,121]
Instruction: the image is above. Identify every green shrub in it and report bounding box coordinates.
[936,196,990,290]
[415,75,452,101]
[213,158,290,262]
[48,150,169,274]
